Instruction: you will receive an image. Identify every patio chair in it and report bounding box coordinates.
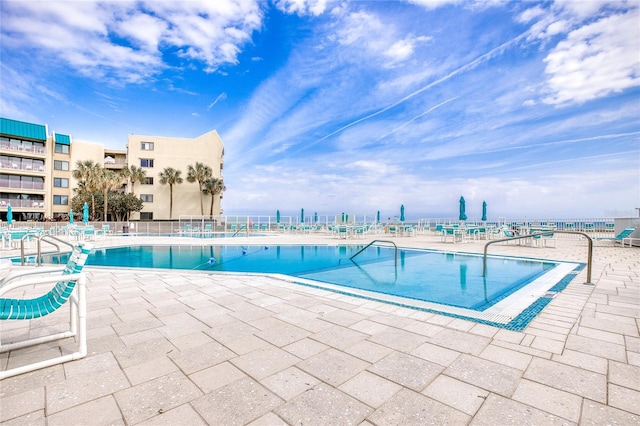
[97,224,113,237]
[0,242,93,379]
[595,227,637,246]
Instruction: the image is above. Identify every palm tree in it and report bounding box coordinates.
[72,160,101,218]
[158,167,183,219]
[122,165,147,195]
[186,162,212,215]
[97,169,123,221]
[202,177,226,217]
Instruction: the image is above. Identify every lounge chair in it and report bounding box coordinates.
[595,227,637,246]
[0,242,93,379]
[501,227,523,245]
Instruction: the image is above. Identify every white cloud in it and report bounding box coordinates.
[114,13,166,51]
[517,5,546,23]
[333,10,431,69]
[407,0,464,10]
[274,0,334,16]
[0,0,264,83]
[542,8,640,105]
[384,36,432,66]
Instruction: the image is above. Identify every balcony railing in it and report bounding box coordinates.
[0,180,45,191]
[0,162,46,173]
[0,199,45,209]
[0,143,46,155]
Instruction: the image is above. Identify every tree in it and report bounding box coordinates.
[202,177,226,216]
[70,192,142,222]
[72,160,101,219]
[97,169,123,221]
[122,165,147,195]
[186,162,212,215]
[108,193,144,221]
[158,167,183,219]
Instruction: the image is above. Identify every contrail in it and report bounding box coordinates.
[207,93,227,111]
[304,29,531,148]
[375,96,459,142]
[478,131,640,155]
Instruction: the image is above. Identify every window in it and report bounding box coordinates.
[53,195,69,205]
[54,160,69,171]
[140,212,153,220]
[141,141,154,151]
[54,143,70,154]
[143,177,154,185]
[54,177,69,188]
[140,158,154,168]
[140,194,153,202]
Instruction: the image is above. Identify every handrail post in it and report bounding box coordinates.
[20,238,25,266]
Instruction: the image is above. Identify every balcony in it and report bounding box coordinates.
[0,162,46,174]
[0,198,45,209]
[0,142,47,157]
[0,179,45,191]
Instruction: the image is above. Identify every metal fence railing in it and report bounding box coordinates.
[1,216,619,240]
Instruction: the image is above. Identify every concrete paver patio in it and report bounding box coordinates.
[1,233,638,425]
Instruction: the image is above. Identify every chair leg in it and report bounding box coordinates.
[0,276,87,379]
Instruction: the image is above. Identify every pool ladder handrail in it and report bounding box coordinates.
[350,239,398,267]
[19,234,74,266]
[230,226,249,237]
[483,230,593,284]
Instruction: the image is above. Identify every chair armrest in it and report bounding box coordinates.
[0,267,66,287]
[0,271,83,297]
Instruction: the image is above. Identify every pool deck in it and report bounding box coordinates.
[1,233,638,425]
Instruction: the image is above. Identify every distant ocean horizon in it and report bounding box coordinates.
[222,211,634,222]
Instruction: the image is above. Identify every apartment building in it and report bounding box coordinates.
[127,131,224,220]
[0,117,224,222]
[0,118,51,221]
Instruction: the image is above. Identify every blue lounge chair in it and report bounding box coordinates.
[595,227,637,246]
[0,242,93,379]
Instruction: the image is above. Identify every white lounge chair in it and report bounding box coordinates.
[0,242,93,379]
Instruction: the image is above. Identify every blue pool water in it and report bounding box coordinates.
[40,244,564,312]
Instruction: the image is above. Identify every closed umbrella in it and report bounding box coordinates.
[69,209,74,224]
[459,196,467,221]
[300,208,304,223]
[314,212,318,223]
[6,205,12,226]
[377,210,381,223]
[276,210,280,223]
[400,205,405,222]
[82,202,89,224]
[481,201,487,222]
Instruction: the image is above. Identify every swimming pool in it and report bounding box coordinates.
[39,244,583,330]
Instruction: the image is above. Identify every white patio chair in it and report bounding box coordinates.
[0,242,93,379]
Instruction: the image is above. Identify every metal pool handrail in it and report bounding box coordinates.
[21,234,74,266]
[483,231,593,285]
[350,239,398,267]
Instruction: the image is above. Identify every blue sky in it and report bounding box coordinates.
[1,0,639,220]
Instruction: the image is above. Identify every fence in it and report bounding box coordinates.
[2,216,618,239]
